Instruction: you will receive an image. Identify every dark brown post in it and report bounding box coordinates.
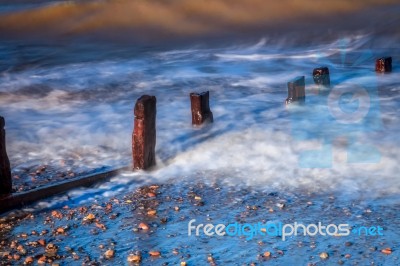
[0,116,12,195]
[285,76,305,105]
[375,57,392,73]
[132,95,156,170]
[190,91,213,126]
[313,67,330,86]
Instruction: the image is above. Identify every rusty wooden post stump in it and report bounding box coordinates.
[313,67,330,86]
[0,116,12,195]
[285,76,305,105]
[132,95,156,170]
[375,57,392,73]
[190,91,213,126]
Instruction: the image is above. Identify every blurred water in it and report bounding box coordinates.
[0,34,399,204]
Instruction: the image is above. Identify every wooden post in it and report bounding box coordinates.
[0,116,12,195]
[132,95,156,170]
[285,76,305,105]
[375,57,392,73]
[190,91,213,126]
[313,67,330,86]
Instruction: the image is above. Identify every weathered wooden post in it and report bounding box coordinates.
[375,57,392,73]
[313,67,330,86]
[132,95,156,170]
[0,116,12,195]
[190,91,213,126]
[285,76,305,105]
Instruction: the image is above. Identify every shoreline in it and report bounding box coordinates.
[0,177,399,265]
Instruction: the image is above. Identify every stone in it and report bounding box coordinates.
[381,247,392,255]
[375,57,392,73]
[138,222,149,231]
[312,67,330,86]
[83,213,95,222]
[127,254,141,263]
[147,209,157,216]
[149,250,161,257]
[190,91,213,126]
[24,256,34,264]
[104,249,115,259]
[285,76,305,105]
[0,116,12,195]
[45,243,58,257]
[132,95,157,170]
[319,252,329,259]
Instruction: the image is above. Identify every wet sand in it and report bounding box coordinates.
[1,175,399,265]
[10,162,118,193]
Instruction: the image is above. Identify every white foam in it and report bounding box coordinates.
[0,35,399,204]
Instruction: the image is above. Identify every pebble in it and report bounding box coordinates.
[24,256,34,264]
[181,262,187,266]
[72,252,79,260]
[345,241,352,247]
[38,256,46,264]
[104,249,115,259]
[95,222,107,230]
[263,251,271,257]
[17,245,27,255]
[45,243,58,257]
[149,250,161,257]
[138,222,149,230]
[127,254,141,263]
[381,247,392,255]
[84,213,96,222]
[319,252,329,259]
[10,241,17,249]
[147,210,157,216]
[51,210,63,219]
[79,207,88,213]
[38,239,46,246]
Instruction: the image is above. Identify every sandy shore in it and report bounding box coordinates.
[0,176,399,265]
